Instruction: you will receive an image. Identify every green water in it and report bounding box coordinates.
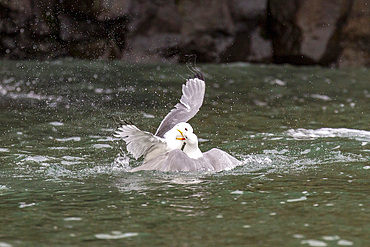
[0,60,369,246]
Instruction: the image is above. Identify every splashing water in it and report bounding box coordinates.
[0,60,369,246]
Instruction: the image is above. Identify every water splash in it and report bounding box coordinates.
[286,128,370,142]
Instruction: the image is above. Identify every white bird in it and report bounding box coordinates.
[114,74,205,162]
[115,122,189,162]
[130,131,241,172]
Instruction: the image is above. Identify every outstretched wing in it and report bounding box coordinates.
[114,124,166,160]
[155,76,205,138]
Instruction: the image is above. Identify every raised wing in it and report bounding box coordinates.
[114,124,166,160]
[155,76,205,138]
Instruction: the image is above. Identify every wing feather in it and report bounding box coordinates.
[155,77,205,138]
[114,125,166,160]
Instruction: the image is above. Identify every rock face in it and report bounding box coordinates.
[268,0,354,66]
[338,0,370,67]
[0,0,369,67]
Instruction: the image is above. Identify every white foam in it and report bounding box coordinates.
[95,231,139,240]
[96,137,114,142]
[0,242,13,247]
[93,144,112,149]
[48,147,69,150]
[23,155,49,162]
[0,185,8,190]
[231,190,244,195]
[322,235,340,241]
[301,239,327,246]
[287,128,370,141]
[62,156,84,161]
[143,113,155,118]
[49,121,64,126]
[311,94,331,101]
[64,217,82,221]
[337,240,353,246]
[55,137,81,142]
[270,79,287,86]
[19,202,36,208]
[287,196,307,202]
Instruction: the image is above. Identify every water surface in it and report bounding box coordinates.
[0,60,369,246]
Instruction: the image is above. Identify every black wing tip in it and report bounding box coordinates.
[123,120,134,125]
[118,118,135,126]
[110,115,135,126]
[193,72,204,81]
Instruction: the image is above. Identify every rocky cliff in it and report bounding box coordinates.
[0,0,369,67]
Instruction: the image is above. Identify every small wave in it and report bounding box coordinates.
[49,121,64,126]
[92,144,113,149]
[0,185,8,190]
[310,94,331,101]
[23,155,50,162]
[112,153,132,172]
[286,128,370,141]
[95,231,139,240]
[55,137,81,142]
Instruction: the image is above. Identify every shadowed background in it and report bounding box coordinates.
[0,0,369,67]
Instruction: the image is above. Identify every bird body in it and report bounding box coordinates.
[115,73,241,172]
[114,75,204,162]
[130,129,241,172]
[130,148,241,172]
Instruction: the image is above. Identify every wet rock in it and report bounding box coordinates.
[338,0,370,67]
[122,0,182,62]
[0,0,368,66]
[268,0,308,64]
[97,0,131,21]
[224,0,272,63]
[67,39,121,59]
[268,0,356,66]
[178,0,235,62]
[296,0,352,65]
[60,0,131,21]
[58,14,106,42]
[0,0,33,17]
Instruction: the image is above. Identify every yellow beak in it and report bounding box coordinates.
[176,129,185,140]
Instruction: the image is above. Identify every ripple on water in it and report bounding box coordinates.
[49,121,64,126]
[19,202,36,208]
[92,144,112,149]
[23,155,50,163]
[322,235,340,241]
[55,137,81,142]
[0,185,8,190]
[286,128,370,142]
[0,241,12,247]
[286,196,307,203]
[337,240,353,246]
[301,239,328,247]
[63,217,82,221]
[95,231,139,240]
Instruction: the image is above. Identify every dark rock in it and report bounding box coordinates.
[0,0,368,67]
[58,13,106,42]
[60,0,131,21]
[122,0,182,62]
[268,0,359,66]
[0,0,33,17]
[97,0,131,21]
[223,0,272,63]
[268,0,304,64]
[67,39,119,59]
[178,0,235,62]
[338,0,370,67]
